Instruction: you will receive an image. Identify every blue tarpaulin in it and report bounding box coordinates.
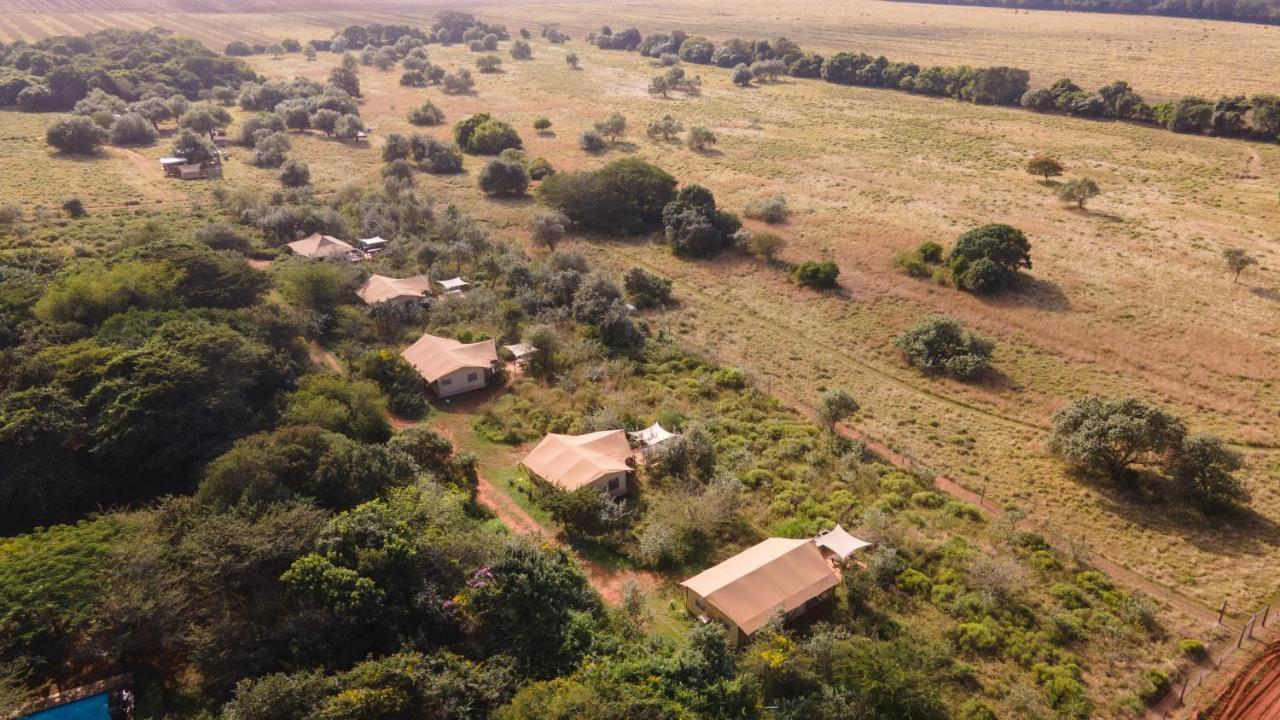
[22,692,109,720]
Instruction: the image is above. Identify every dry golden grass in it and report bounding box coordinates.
[4,0,1280,96]
[3,0,1277,618]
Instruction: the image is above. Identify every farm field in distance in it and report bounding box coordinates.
[2,2,1279,716]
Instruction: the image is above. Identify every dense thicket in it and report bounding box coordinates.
[0,29,256,110]
[884,0,1280,25]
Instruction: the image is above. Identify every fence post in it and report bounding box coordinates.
[1218,600,1228,625]
[1263,605,1270,628]
[1179,675,1189,702]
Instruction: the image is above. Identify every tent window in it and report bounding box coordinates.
[440,377,453,386]
[467,372,478,382]
[607,477,620,491]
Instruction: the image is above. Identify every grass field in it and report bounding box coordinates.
[4,0,1280,97]
[4,0,1278,641]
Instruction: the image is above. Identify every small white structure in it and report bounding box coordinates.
[522,430,634,498]
[287,233,356,260]
[814,524,872,564]
[358,236,389,255]
[356,274,432,306]
[435,276,469,295]
[401,332,498,398]
[502,342,537,364]
[629,422,678,452]
[159,157,187,177]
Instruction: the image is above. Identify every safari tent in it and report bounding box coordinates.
[400,333,498,398]
[286,233,355,260]
[521,430,634,498]
[356,274,433,306]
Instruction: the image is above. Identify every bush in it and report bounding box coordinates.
[794,260,840,289]
[195,223,251,253]
[251,131,291,168]
[526,157,555,180]
[744,230,786,262]
[476,55,502,73]
[687,126,716,151]
[532,117,551,131]
[47,116,107,154]
[1177,638,1207,660]
[530,212,568,250]
[454,113,522,154]
[956,699,998,720]
[509,40,532,59]
[895,315,994,379]
[663,184,741,257]
[478,158,529,197]
[413,136,464,174]
[743,195,788,223]
[353,349,431,419]
[408,101,444,126]
[279,160,310,187]
[61,198,86,218]
[109,112,159,146]
[1139,668,1171,705]
[579,130,606,153]
[947,223,1032,294]
[623,267,673,309]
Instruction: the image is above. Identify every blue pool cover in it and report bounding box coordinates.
[22,692,109,720]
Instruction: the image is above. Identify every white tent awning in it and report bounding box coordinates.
[629,421,678,448]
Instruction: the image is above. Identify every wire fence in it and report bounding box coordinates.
[1157,602,1272,717]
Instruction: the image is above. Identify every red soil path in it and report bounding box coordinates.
[1199,640,1280,720]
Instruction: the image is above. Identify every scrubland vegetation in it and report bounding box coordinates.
[0,3,1277,718]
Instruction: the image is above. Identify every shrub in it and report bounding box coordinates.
[279,159,310,188]
[46,116,107,154]
[743,195,788,223]
[454,113,522,154]
[353,349,431,419]
[109,112,159,146]
[61,198,86,218]
[195,223,251,253]
[526,157,555,180]
[509,40,532,59]
[794,260,840,290]
[407,101,444,126]
[623,267,673,309]
[687,126,716,151]
[476,55,502,73]
[412,136,464,174]
[954,621,1001,655]
[442,69,475,94]
[1138,668,1171,705]
[897,568,932,596]
[530,212,568,250]
[956,699,998,720]
[251,131,291,167]
[532,117,551,131]
[575,131,604,154]
[663,184,741,257]
[1177,638,1207,660]
[895,315,994,379]
[478,158,529,197]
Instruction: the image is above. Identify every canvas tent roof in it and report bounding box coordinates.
[522,430,633,492]
[358,236,388,248]
[680,538,839,637]
[159,157,187,165]
[629,422,678,448]
[436,276,469,291]
[814,524,871,561]
[401,333,497,383]
[356,274,432,304]
[287,233,355,259]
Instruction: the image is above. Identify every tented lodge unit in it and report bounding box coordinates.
[286,233,356,260]
[356,274,433,306]
[400,333,498,398]
[521,430,634,498]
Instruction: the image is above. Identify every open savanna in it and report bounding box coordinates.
[164,32,1279,623]
[6,4,1276,623]
[4,0,1280,97]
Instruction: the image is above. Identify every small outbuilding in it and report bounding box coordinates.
[356,274,433,306]
[435,276,469,295]
[680,537,841,646]
[502,342,537,364]
[287,233,356,260]
[521,430,634,498]
[357,236,389,255]
[401,332,498,398]
[159,157,187,177]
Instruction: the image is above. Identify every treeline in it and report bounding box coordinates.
[884,0,1280,25]
[589,23,1280,142]
[0,29,256,111]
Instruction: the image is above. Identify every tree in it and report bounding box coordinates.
[947,223,1032,294]
[1026,154,1064,181]
[578,130,606,153]
[565,52,579,69]
[170,129,216,167]
[46,116,107,155]
[454,113,522,154]
[276,261,346,312]
[531,212,567,250]
[731,63,753,86]
[623,267,674,309]
[594,112,627,142]
[442,69,475,94]
[662,184,741,257]
[1166,434,1250,512]
[794,260,840,289]
[648,76,670,98]
[412,136,464,174]
[818,389,859,437]
[61,198,86,218]
[476,55,503,73]
[478,158,530,197]
[179,105,232,141]
[251,131,291,167]
[1048,396,1187,484]
[328,65,361,97]
[687,126,716,152]
[1222,248,1257,282]
[310,108,340,136]
[279,160,311,188]
[282,375,393,443]
[407,100,444,126]
[538,157,677,234]
[646,114,684,141]
[895,315,995,379]
[1057,177,1100,209]
[109,113,159,146]
[521,325,560,380]
[510,40,532,59]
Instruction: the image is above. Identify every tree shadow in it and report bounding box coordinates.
[690,147,723,158]
[1064,206,1124,223]
[487,194,537,209]
[994,273,1072,312]
[1249,286,1280,302]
